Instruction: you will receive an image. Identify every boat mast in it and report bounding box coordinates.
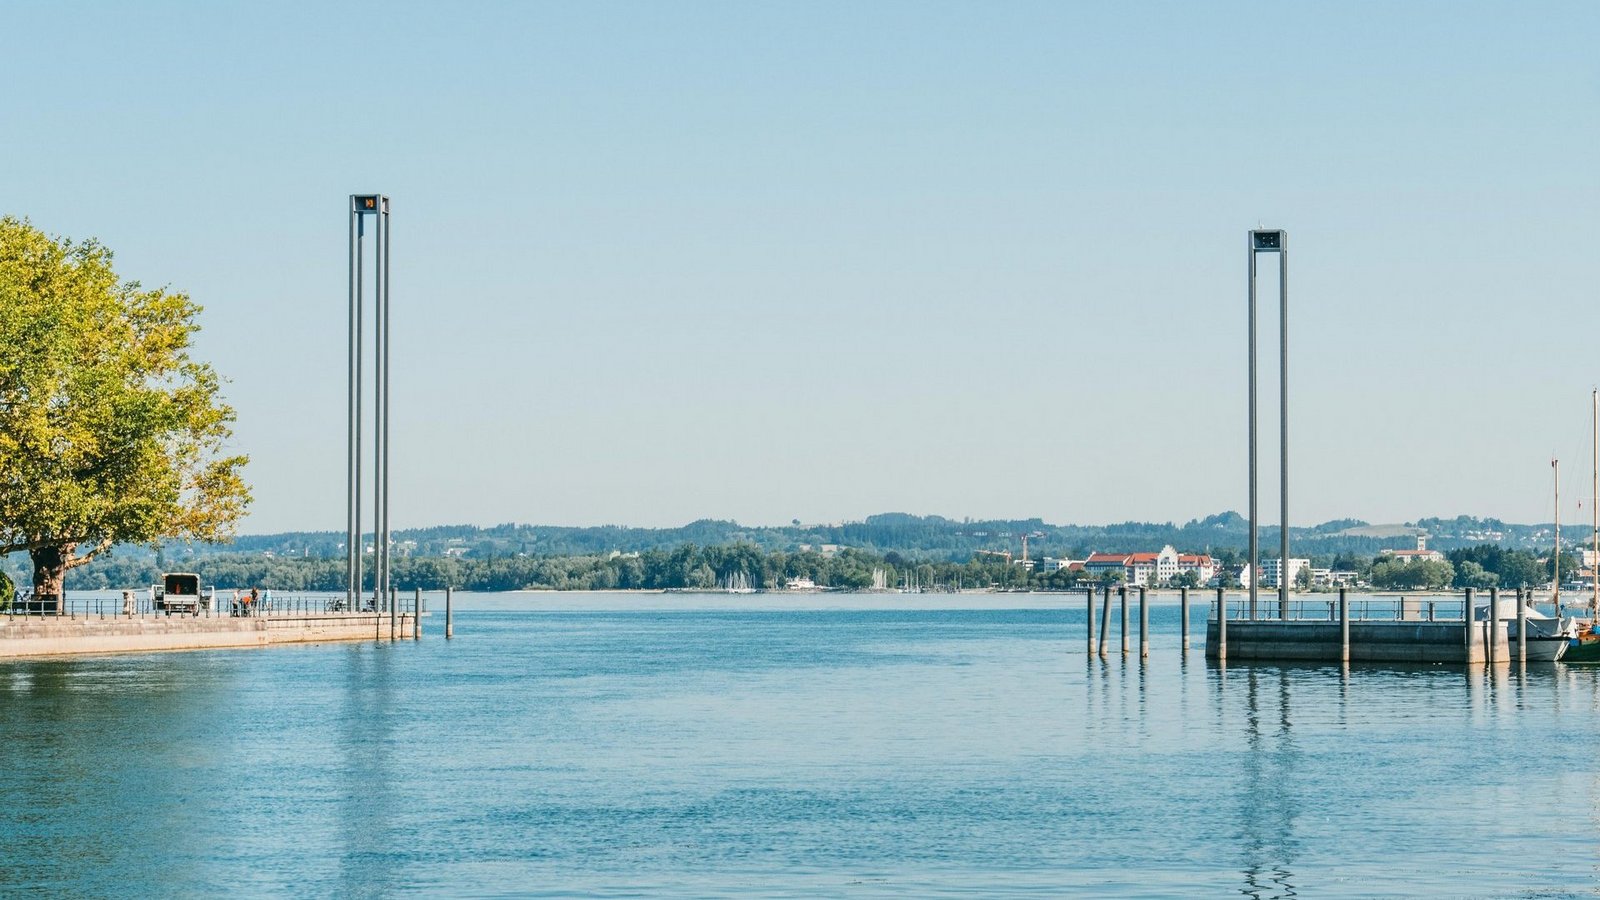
[1554,457,1561,612]
[1592,389,1597,615]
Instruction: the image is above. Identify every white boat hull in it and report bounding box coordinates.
[1508,635,1568,662]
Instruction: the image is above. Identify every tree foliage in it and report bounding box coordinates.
[1446,545,1547,590]
[1368,559,1454,591]
[54,543,1109,594]
[0,217,250,601]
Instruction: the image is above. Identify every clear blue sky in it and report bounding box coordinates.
[4,2,1598,533]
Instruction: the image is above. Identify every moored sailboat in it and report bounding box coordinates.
[1476,595,1569,661]
[1560,389,1600,662]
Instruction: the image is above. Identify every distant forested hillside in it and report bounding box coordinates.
[0,511,1570,591]
[183,510,1568,559]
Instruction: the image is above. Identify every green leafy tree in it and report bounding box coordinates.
[1369,559,1454,591]
[688,563,716,589]
[1331,552,1367,576]
[1452,560,1498,590]
[1547,550,1581,584]
[0,217,250,608]
[1497,551,1545,589]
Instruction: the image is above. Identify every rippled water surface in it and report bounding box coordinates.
[4,592,1600,898]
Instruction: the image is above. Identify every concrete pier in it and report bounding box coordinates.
[0,611,417,659]
[1205,619,1503,664]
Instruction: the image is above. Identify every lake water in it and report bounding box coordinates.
[3,591,1599,898]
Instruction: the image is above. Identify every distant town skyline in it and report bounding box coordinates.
[4,1,1597,533]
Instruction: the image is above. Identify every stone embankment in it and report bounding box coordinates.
[0,611,417,658]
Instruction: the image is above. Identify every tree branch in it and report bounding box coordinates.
[0,536,62,557]
[65,537,116,570]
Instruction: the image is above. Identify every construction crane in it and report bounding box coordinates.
[974,549,1013,563]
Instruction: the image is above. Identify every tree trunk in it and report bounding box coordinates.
[30,543,72,615]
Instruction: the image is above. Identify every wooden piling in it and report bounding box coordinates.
[1180,586,1190,652]
[1085,587,1095,656]
[1119,586,1129,656]
[1463,587,1474,659]
[413,587,421,640]
[1097,585,1112,657]
[1138,586,1149,658]
[1339,586,1349,663]
[445,586,454,639]
[389,586,397,641]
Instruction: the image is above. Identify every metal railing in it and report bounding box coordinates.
[1213,594,1476,623]
[3,591,428,623]
[1209,593,1567,624]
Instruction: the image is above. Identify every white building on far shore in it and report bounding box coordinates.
[1259,557,1311,588]
[1380,535,1445,565]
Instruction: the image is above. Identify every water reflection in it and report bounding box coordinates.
[335,644,401,897]
[1234,668,1301,899]
[1336,662,1348,726]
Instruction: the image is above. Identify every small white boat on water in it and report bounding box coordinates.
[1475,597,1569,661]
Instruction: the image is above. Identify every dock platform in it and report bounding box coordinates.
[0,610,418,659]
[1205,619,1501,664]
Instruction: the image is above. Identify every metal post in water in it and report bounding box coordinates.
[1119,586,1129,656]
[1216,586,1227,661]
[1517,586,1527,665]
[1478,588,1492,664]
[380,202,391,629]
[1085,587,1095,656]
[1246,228,1289,622]
[1489,586,1500,665]
[1248,235,1259,622]
[1138,586,1149,659]
[1463,587,1474,661]
[349,194,392,616]
[1339,586,1349,663]
[1097,585,1112,658]
[414,587,421,640]
[1484,611,1493,667]
[1278,234,1289,621]
[1180,586,1190,652]
[446,586,454,639]
[348,198,361,613]
[374,217,384,615]
[389,586,396,641]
